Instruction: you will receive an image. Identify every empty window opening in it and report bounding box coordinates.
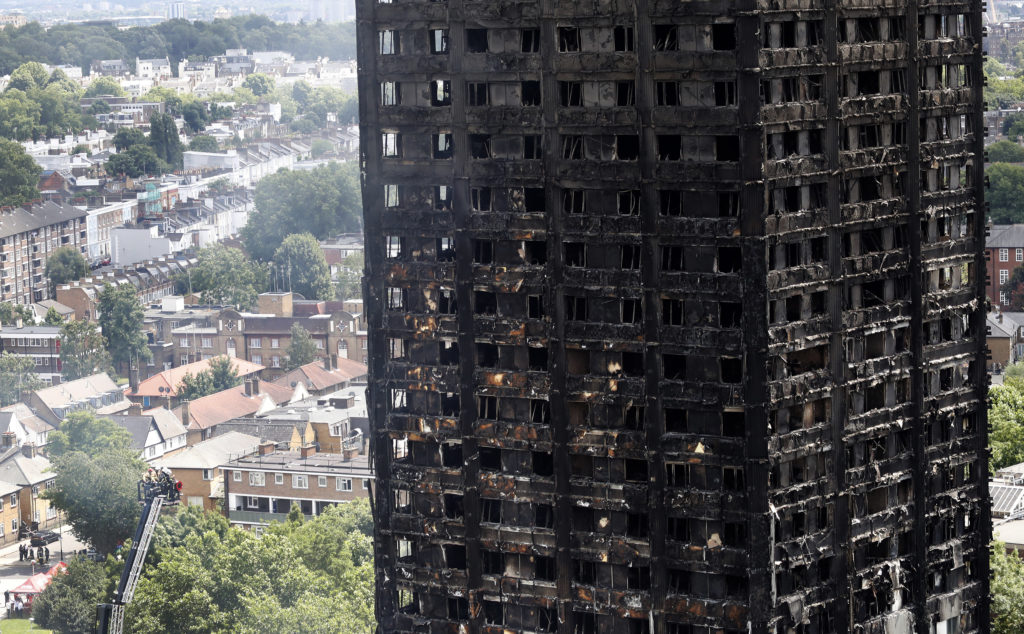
[466,28,488,53]
[430,80,451,106]
[525,241,547,265]
[615,26,635,51]
[560,81,582,107]
[665,408,686,433]
[475,291,497,315]
[477,343,499,367]
[654,25,678,50]
[558,27,580,52]
[521,29,540,52]
[712,24,737,50]
[521,81,541,105]
[429,29,449,54]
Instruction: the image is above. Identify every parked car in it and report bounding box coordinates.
[29,530,59,547]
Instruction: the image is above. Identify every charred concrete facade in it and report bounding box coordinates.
[357,1,989,633]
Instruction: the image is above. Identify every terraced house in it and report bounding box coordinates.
[358,1,989,633]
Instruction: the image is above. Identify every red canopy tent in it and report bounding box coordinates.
[11,572,50,595]
[44,562,67,578]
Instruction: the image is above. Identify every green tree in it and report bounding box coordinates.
[243,162,362,261]
[113,127,147,152]
[125,501,376,634]
[98,283,151,373]
[43,449,146,553]
[310,138,333,158]
[993,541,1024,633]
[0,302,33,325]
[84,76,125,98]
[243,73,274,97]
[45,246,89,295]
[188,134,219,153]
[148,112,183,168]
[44,306,64,325]
[0,352,42,406]
[106,144,167,178]
[32,558,110,634]
[990,140,1024,163]
[335,251,363,301]
[88,99,111,116]
[178,356,241,400]
[59,319,114,382]
[990,376,1024,472]
[177,244,267,309]
[285,323,318,370]
[47,410,134,459]
[0,89,42,141]
[988,163,1024,224]
[71,143,90,155]
[273,233,334,301]
[0,138,40,207]
[7,61,49,92]
[182,102,209,134]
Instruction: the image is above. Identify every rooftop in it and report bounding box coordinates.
[153,431,261,470]
[224,449,372,477]
[129,356,264,398]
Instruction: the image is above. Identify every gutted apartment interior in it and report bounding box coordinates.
[357,0,989,632]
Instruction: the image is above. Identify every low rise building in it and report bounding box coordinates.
[128,355,264,409]
[135,57,172,81]
[272,359,367,397]
[56,255,198,321]
[174,377,298,444]
[0,324,62,385]
[0,405,54,448]
[214,385,368,454]
[153,431,261,511]
[223,443,372,530]
[987,224,1024,307]
[27,373,130,427]
[109,406,188,462]
[0,444,58,535]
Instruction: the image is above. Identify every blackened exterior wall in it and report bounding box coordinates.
[358,1,989,632]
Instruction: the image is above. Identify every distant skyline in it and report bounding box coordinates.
[0,0,355,26]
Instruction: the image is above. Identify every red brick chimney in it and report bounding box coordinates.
[21,444,35,459]
[258,441,276,456]
[300,444,316,458]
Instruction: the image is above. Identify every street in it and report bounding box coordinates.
[0,526,87,619]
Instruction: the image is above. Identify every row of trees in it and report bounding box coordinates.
[0,62,91,142]
[0,17,357,76]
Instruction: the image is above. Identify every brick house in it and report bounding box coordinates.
[223,443,372,531]
[152,431,261,512]
[987,224,1024,306]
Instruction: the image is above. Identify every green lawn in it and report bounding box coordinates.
[0,617,51,633]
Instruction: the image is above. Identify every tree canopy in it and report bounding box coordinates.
[286,324,319,370]
[32,558,111,634]
[59,319,114,382]
[0,138,40,206]
[84,76,125,98]
[188,135,220,153]
[335,251,363,302]
[0,63,84,141]
[993,541,1024,633]
[990,140,1024,163]
[124,502,375,633]
[243,73,275,97]
[176,244,267,310]
[0,17,357,76]
[148,113,184,169]
[98,283,151,373]
[46,246,89,295]
[273,233,334,301]
[243,163,362,262]
[43,448,146,554]
[988,162,1024,224]
[47,410,134,459]
[0,352,42,407]
[178,356,242,401]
